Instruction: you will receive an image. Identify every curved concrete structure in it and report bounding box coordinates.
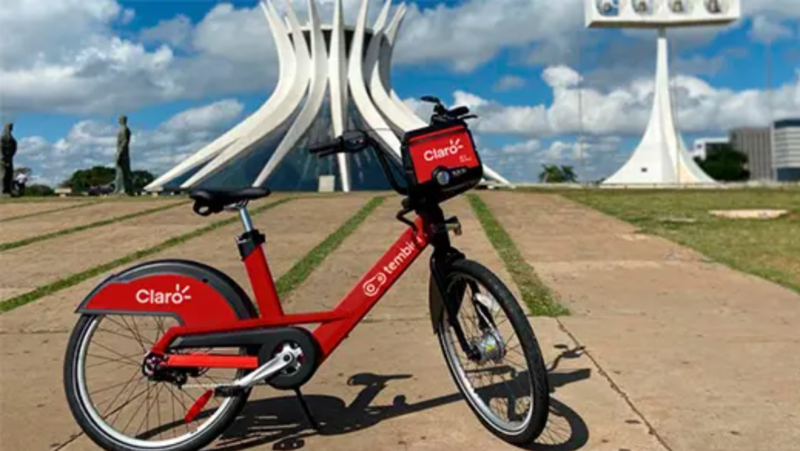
[147,0,509,192]
[586,0,740,185]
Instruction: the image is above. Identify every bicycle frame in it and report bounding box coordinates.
[148,212,435,371]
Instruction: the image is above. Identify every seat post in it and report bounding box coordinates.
[238,203,255,233]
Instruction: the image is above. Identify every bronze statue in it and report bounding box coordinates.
[114,115,133,195]
[1,123,17,196]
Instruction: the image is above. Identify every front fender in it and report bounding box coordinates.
[428,247,466,332]
[78,259,257,325]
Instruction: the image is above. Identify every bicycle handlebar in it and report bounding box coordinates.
[308,137,343,156]
[306,95,476,199]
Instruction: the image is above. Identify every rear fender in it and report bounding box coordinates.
[77,260,257,326]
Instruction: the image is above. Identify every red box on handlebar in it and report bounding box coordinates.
[401,122,483,203]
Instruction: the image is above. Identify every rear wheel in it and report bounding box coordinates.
[436,260,549,445]
[64,314,251,451]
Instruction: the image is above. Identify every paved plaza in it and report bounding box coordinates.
[1,192,798,451]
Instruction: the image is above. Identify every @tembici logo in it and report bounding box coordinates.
[362,240,416,297]
[137,284,192,305]
[362,273,388,297]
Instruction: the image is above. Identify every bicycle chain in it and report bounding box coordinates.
[180,382,268,389]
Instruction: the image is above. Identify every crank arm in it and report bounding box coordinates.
[233,344,301,389]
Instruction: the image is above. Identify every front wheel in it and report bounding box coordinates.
[435,259,549,445]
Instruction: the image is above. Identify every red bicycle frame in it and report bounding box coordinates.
[150,214,433,370]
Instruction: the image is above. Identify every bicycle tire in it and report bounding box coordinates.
[64,314,251,451]
[435,259,549,445]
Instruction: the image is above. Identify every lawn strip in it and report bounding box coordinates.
[563,190,800,294]
[275,196,385,297]
[0,197,293,313]
[0,202,188,251]
[0,201,101,223]
[467,193,568,316]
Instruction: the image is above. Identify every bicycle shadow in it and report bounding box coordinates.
[215,345,591,451]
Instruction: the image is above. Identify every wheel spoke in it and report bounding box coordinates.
[73,314,245,448]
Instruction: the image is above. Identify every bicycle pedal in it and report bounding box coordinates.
[214,386,246,397]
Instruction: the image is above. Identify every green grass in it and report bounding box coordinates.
[467,194,568,317]
[0,198,293,313]
[0,201,101,223]
[0,201,189,251]
[563,189,800,293]
[275,196,385,296]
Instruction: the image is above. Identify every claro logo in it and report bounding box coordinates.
[424,138,464,162]
[362,241,416,297]
[137,284,192,305]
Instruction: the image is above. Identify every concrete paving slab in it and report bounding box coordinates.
[0,197,286,302]
[0,195,371,451]
[0,200,91,220]
[0,199,184,243]
[0,195,371,334]
[480,190,800,451]
[281,196,521,319]
[0,203,199,301]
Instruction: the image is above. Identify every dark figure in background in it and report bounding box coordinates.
[1,123,17,196]
[114,115,133,196]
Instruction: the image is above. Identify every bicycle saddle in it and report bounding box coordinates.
[189,187,271,216]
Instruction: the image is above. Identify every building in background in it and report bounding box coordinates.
[146,0,508,193]
[774,119,800,182]
[728,127,773,181]
[690,137,728,161]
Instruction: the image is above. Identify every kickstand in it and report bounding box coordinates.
[293,388,321,431]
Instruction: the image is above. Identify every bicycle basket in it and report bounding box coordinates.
[401,122,483,203]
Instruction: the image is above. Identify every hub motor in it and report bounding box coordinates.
[471,330,506,364]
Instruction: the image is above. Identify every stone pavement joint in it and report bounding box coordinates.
[555,318,675,451]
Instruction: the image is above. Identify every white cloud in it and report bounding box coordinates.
[0,0,276,117]
[748,15,794,44]
[1,0,798,119]
[395,0,583,72]
[16,100,244,186]
[453,66,800,138]
[479,135,625,182]
[140,15,193,49]
[494,75,527,91]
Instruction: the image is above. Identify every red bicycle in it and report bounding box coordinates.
[63,97,550,451]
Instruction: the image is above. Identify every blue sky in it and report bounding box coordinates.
[1,0,798,186]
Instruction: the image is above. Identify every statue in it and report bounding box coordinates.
[114,115,133,196]
[1,123,17,196]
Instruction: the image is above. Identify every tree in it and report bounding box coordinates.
[131,170,155,192]
[62,166,155,194]
[62,166,115,192]
[539,164,578,183]
[696,144,750,182]
[26,184,54,196]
